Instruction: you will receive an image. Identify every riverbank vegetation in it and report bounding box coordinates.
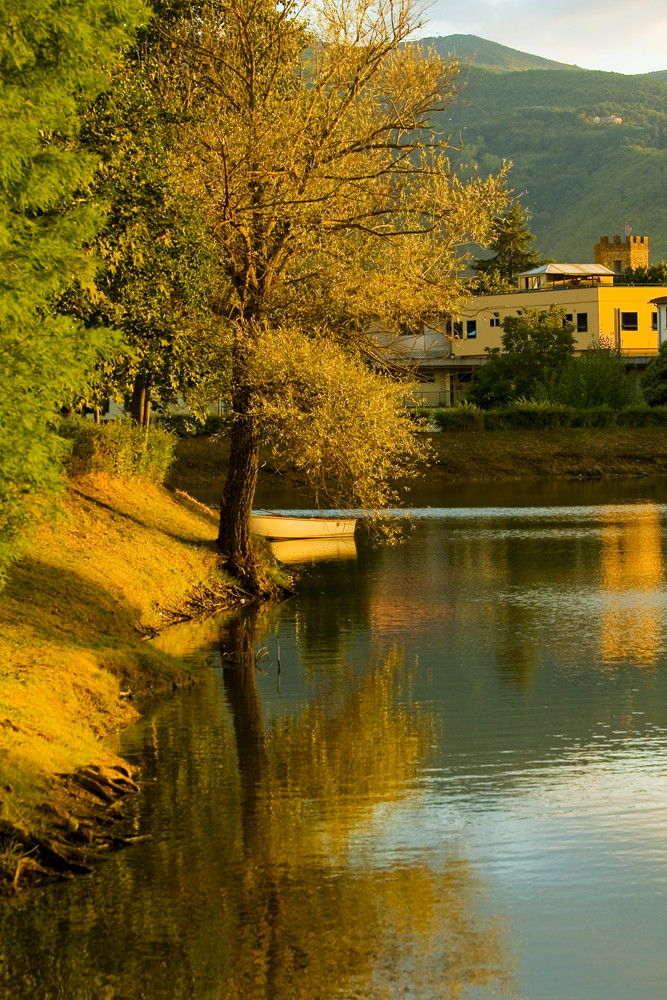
[168,423,667,495]
[0,456,247,893]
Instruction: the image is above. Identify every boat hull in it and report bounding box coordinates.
[250,512,356,540]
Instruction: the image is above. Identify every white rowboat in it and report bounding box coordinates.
[250,510,357,540]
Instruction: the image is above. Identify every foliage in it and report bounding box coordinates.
[158,0,508,575]
[57,418,175,482]
[620,261,667,284]
[56,13,220,428]
[539,344,635,410]
[467,307,575,409]
[0,0,148,581]
[615,404,667,427]
[470,202,546,285]
[485,400,574,429]
[641,341,667,405]
[437,60,667,261]
[432,403,485,431]
[242,326,429,511]
[155,412,231,437]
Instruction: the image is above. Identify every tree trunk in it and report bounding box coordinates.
[130,375,151,428]
[217,386,260,581]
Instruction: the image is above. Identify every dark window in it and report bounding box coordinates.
[490,314,501,327]
[466,320,477,338]
[452,320,463,338]
[565,314,573,323]
[652,312,658,331]
[621,312,638,330]
[577,313,588,333]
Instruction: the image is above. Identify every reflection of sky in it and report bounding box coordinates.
[349,732,667,999]
[265,497,667,998]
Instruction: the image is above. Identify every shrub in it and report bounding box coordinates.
[154,412,231,437]
[57,417,176,483]
[432,403,485,431]
[615,405,667,428]
[571,405,617,428]
[486,400,575,430]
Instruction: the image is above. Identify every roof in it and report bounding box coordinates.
[518,263,616,277]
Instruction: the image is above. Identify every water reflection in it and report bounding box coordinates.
[218,611,510,999]
[3,486,667,999]
[599,503,665,666]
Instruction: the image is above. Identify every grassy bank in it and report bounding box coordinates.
[168,425,667,498]
[424,426,667,482]
[0,472,238,892]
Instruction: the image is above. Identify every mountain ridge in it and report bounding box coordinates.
[418,33,667,79]
[411,36,667,262]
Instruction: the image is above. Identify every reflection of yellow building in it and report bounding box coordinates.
[599,504,665,665]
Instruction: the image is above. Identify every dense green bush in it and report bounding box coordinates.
[641,343,667,406]
[542,346,635,410]
[155,412,231,436]
[434,400,667,431]
[57,418,176,483]
[615,405,667,427]
[485,400,575,430]
[570,405,617,428]
[432,403,485,431]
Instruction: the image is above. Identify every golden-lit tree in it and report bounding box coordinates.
[157,0,507,580]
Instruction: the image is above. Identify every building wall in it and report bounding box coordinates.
[594,235,649,273]
[453,286,663,358]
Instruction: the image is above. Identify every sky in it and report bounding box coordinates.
[421,0,667,75]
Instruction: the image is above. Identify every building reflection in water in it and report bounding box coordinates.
[599,503,665,666]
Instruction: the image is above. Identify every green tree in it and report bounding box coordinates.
[543,344,634,409]
[467,306,575,409]
[56,3,220,428]
[161,0,507,582]
[620,261,667,285]
[0,0,148,579]
[641,341,667,405]
[471,202,546,290]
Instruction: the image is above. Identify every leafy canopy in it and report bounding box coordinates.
[641,341,667,406]
[0,0,149,579]
[158,0,508,574]
[471,202,547,292]
[467,306,575,409]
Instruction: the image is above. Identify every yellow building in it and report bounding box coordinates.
[406,263,667,406]
[453,263,662,359]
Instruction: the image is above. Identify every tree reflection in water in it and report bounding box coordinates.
[0,609,513,1000]
[218,611,512,1000]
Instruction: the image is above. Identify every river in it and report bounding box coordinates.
[2,478,667,999]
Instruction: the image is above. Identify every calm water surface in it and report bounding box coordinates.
[2,480,667,999]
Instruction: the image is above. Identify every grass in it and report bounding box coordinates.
[0,472,236,888]
[422,427,667,481]
[169,426,667,498]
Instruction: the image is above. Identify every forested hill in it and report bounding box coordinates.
[420,34,574,72]
[419,35,667,262]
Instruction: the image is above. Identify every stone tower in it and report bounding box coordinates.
[594,234,649,273]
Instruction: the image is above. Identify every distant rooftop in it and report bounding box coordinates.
[518,263,616,278]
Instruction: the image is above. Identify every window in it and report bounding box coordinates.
[466,320,477,339]
[577,313,588,333]
[452,320,463,338]
[565,314,573,324]
[490,313,501,327]
[621,312,638,331]
[652,312,658,331]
